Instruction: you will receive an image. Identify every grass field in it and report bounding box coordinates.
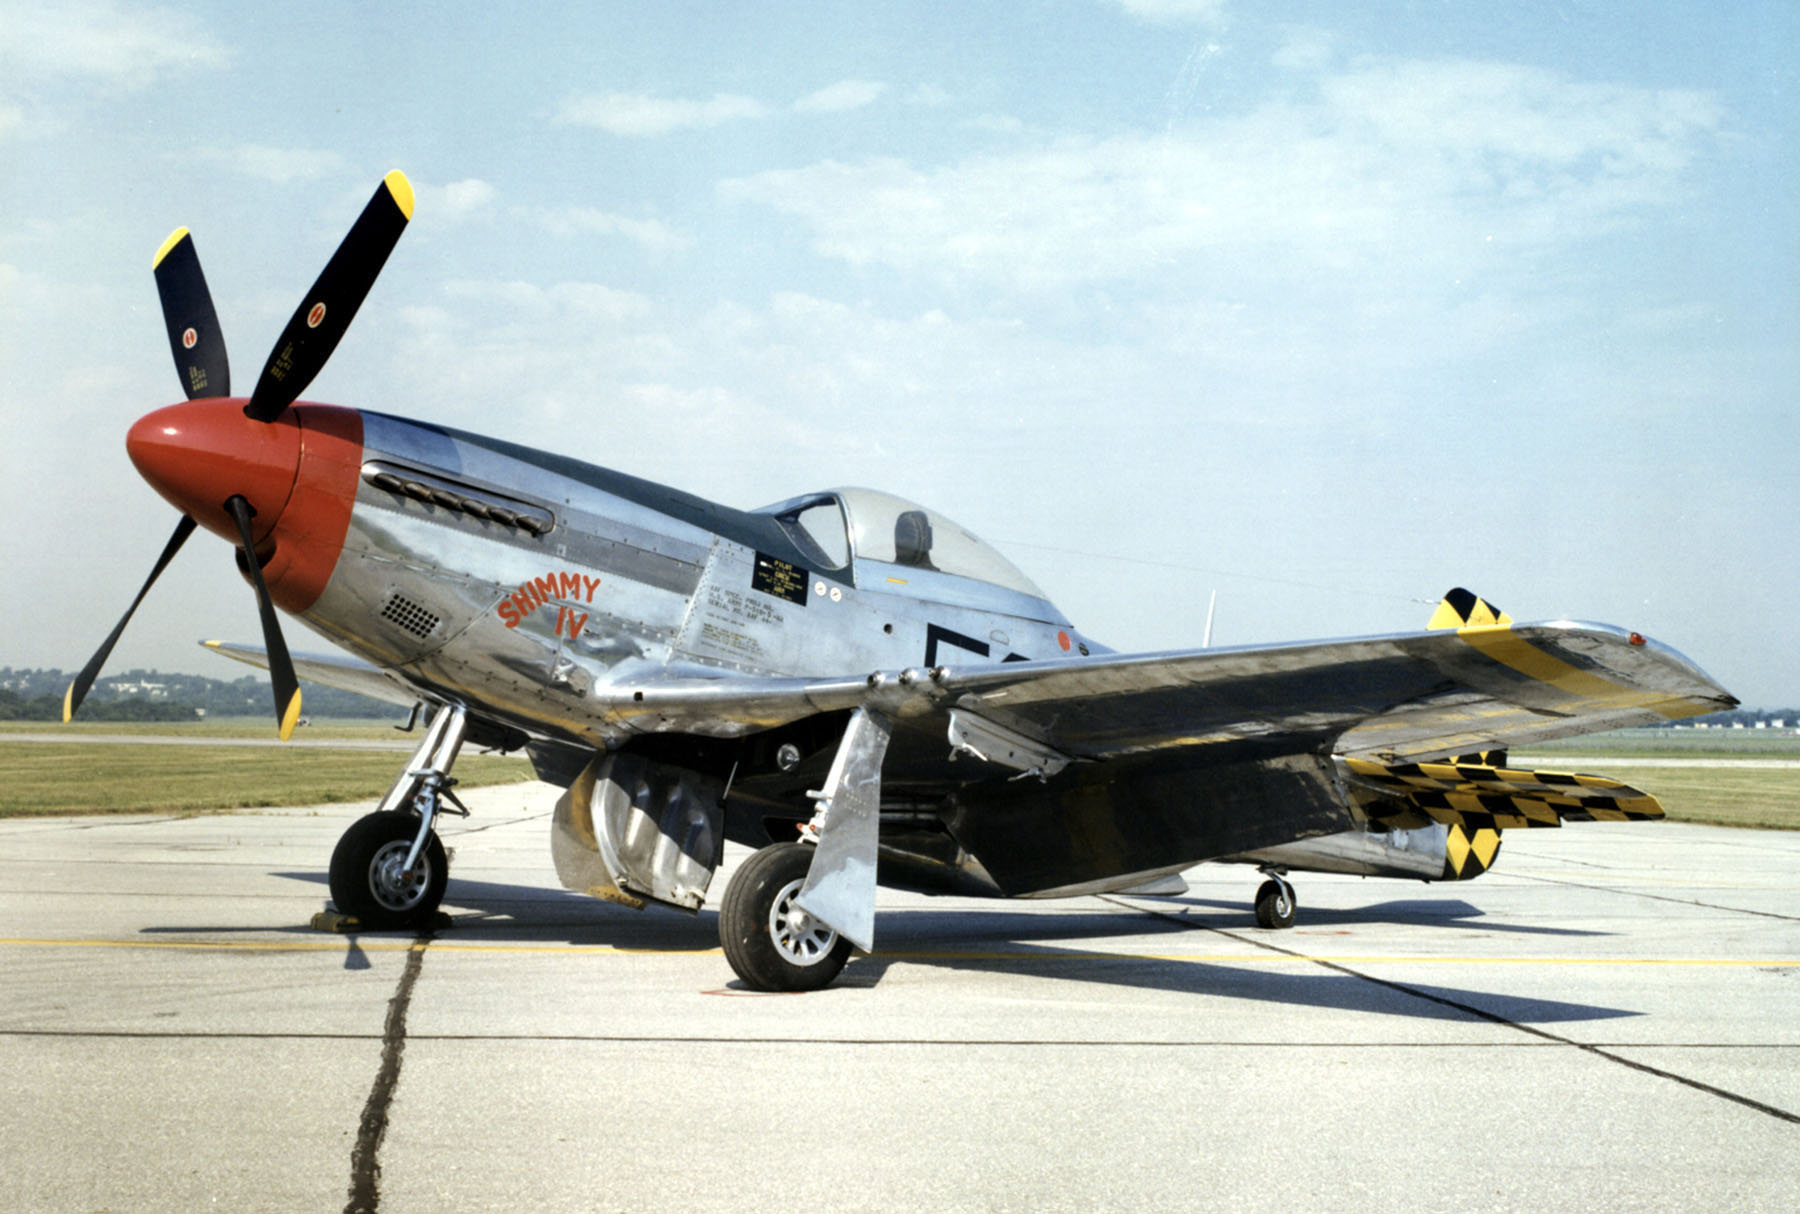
[0,717,423,741]
[1515,729,1800,830]
[1522,762,1800,831]
[1516,728,1800,761]
[0,719,535,816]
[1,722,1795,829]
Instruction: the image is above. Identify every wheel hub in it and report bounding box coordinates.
[768,877,838,967]
[369,839,430,911]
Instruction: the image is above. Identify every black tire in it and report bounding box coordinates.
[1254,878,1296,929]
[328,811,447,930]
[719,842,852,992]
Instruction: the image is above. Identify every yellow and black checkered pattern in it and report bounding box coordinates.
[1442,824,1501,879]
[1342,757,1666,834]
[1427,586,1513,631]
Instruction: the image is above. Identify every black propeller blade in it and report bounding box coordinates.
[71,171,412,738]
[64,515,199,722]
[153,228,230,399]
[244,170,414,422]
[225,495,303,740]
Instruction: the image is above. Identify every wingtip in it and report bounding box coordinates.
[383,169,414,221]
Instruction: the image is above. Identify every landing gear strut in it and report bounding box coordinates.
[328,704,467,929]
[1254,868,1297,929]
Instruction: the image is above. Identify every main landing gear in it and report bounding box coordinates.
[717,707,892,992]
[328,704,468,930]
[1254,867,1297,929]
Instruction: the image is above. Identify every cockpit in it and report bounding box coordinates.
[757,487,1058,618]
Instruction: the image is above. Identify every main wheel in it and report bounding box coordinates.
[328,811,447,930]
[719,842,852,992]
[1254,878,1296,929]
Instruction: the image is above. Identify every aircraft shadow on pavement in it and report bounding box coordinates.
[138,872,722,963]
[144,871,1640,1022]
[1149,895,1607,938]
[850,906,1639,1025]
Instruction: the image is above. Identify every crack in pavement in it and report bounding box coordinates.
[345,931,433,1214]
[1104,895,1800,1126]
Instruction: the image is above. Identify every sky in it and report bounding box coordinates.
[1,0,1795,706]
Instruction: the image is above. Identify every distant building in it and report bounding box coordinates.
[108,680,170,699]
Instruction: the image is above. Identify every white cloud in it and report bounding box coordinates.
[905,84,953,109]
[794,79,888,114]
[528,206,691,254]
[441,279,655,325]
[720,57,1723,294]
[0,0,229,141]
[1108,0,1229,25]
[555,91,767,136]
[0,0,228,87]
[199,144,345,184]
[963,113,1027,136]
[422,178,499,224]
[1271,27,1334,73]
[555,80,893,138]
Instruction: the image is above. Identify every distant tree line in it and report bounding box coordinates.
[0,668,401,721]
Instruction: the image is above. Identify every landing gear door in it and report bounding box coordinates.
[551,753,724,912]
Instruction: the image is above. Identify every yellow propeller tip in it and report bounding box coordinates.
[383,170,415,221]
[278,690,304,742]
[153,227,191,270]
[61,685,75,724]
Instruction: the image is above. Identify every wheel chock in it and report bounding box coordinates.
[309,909,453,933]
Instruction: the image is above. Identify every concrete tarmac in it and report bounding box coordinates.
[2,786,1796,1212]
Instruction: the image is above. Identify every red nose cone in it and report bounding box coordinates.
[126,399,365,613]
[127,399,301,543]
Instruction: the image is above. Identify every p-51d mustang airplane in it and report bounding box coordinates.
[68,171,1736,991]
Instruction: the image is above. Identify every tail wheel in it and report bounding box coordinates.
[329,810,447,930]
[719,842,852,992]
[1254,878,1296,929]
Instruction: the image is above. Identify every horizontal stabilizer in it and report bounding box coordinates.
[1340,757,1664,833]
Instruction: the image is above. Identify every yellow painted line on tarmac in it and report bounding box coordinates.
[3,936,1796,967]
[0,937,719,957]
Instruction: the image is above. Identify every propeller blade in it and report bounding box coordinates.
[64,514,199,722]
[153,228,230,399]
[244,170,414,422]
[225,495,303,740]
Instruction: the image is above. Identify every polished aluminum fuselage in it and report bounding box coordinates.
[299,411,1088,754]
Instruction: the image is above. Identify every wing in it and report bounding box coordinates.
[600,618,1733,762]
[205,617,1731,765]
[923,619,1733,763]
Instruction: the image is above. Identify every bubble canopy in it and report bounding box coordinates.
[756,487,1051,602]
